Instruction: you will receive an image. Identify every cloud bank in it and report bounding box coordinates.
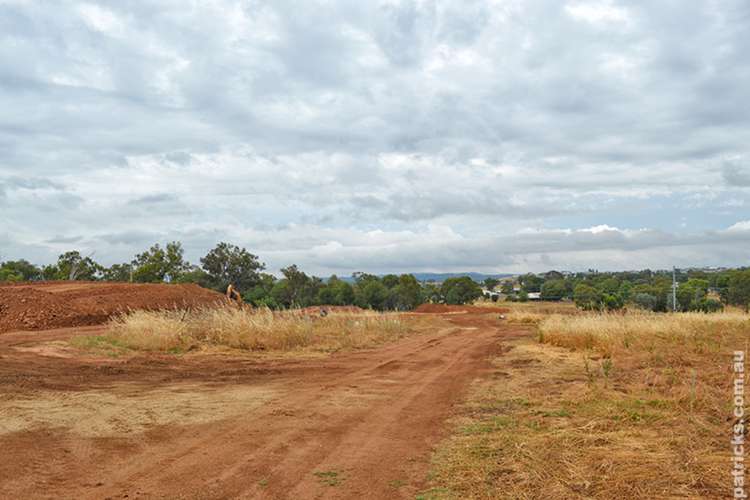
[1,0,749,274]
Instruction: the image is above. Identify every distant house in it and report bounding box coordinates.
[527,292,541,300]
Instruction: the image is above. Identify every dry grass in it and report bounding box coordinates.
[92,306,415,354]
[422,310,747,499]
[504,310,546,325]
[478,300,578,325]
[539,310,749,358]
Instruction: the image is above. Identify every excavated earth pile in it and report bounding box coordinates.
[0,282,225,333]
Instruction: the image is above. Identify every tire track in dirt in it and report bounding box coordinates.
[0,313,517,499]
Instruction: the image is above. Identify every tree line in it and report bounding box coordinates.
[4,245,747,312]
[0,242,483,310]
[497,268,750,312]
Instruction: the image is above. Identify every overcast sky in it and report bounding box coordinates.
[1,0,749,275]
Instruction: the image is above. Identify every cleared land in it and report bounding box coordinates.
[0,287,739,498]
[0,289,510,499]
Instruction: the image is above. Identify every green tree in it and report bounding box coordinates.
[243,273,278,307]
[278,265,322,307]
[602,293,624,311]
[599,277,620,295]
[441,277,482,305]
[618,280,633,302]
[0,260,41,281]
[102,263,132,282]
[727,270,750,312]
[697,298,723,313]
[49,251,103,281]
[483,277,500,291]
[200,242,265,292]
[544,270,565,281]
[540,279,567,301]
[381,274,400,289]
[573,284,601,310]
[676,278,709,311]
[633,292,657,311]
[132,242,190,283]
[175,266,213,287]
[519,273,543,293]
[320,275,355,305]
[357,280,389,310]
[270,280,293,308]
[421,282,442,303]
[393,274,423,310]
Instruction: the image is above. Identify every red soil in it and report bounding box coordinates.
[0,310,519,499]
[0,281,224,333]
[413,303,506,314]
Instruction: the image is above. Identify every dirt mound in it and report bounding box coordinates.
[414,303,504,314]
[0,282,224,333]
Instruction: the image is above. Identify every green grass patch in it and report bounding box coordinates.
[69,335,131,357]
[459,416,514,435]
[313,470,342,486]
[388,479,406,489]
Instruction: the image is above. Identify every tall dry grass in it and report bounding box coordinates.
[537,311,750,416]
[423,309,748,498]
[539,310,750,357]
[103,306,411,353]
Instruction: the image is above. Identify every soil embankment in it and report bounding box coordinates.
[0,282,224,333]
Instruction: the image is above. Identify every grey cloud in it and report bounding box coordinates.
[45,235,83,244]
[129,193,180,205]
[0,176,65,191]
[723,162,750,186]
[1,1,750,272]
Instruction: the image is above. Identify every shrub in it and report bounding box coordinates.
[633,292,657,311]
[697,298,723,313]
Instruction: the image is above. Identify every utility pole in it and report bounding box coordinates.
[672,267,677,312]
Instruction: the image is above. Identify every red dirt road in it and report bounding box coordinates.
[0,311,517,499]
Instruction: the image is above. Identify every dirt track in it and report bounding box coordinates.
[0,311,520,499]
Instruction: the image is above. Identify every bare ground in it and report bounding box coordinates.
[0,310,518,499]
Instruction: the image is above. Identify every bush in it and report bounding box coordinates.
[632,292,657,311]
[602,293,624,311]
[573,284,600,310]
[697,298,723,313]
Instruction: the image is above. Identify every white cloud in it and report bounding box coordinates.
[727,221,750,232]
[77,3,125,35]
[565,1,631,26]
